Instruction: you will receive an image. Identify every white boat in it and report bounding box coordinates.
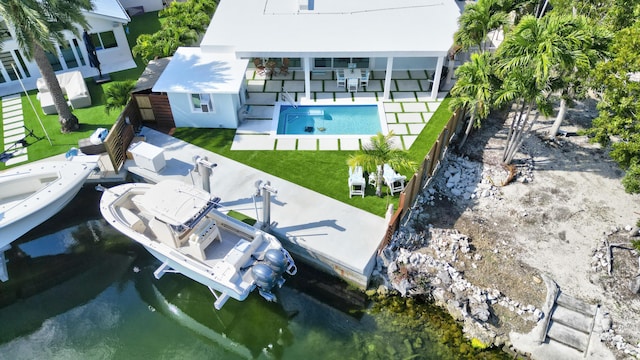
[98,179,297,310]
[0,160,97,282]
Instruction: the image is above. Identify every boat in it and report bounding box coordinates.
[98,179,297,310]
[0,160,97,282]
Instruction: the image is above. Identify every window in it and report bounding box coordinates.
[190,93,214,113]
[45,51,63,71]
[314,58,331,69]
[90,31,118,50]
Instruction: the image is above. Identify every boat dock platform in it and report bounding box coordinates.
[112,127,387,289]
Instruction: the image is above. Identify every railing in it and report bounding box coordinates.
[281,87,297,108]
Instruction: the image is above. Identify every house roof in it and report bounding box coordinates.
[200,0,462,58]
[152,47,250,94]
[132,57,172,93]
[86,0,131,23]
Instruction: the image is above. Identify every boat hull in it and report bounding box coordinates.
[0,161,96,248]
[99,181,296,309]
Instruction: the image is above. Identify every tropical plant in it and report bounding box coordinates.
[546,19,611,138]
[132,0,216,63]
[586,21,640,193]
[448,52,495,149]
[0,0,93,133]
[495,13,588,163]
[347,132,417,197]
[104,80,135,114]
[453,0,509,53]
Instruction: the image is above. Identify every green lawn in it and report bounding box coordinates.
[0,12,162,171]
[173,97,452,217]
[0,10,454,217]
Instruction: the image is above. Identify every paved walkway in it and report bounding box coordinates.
[233,69,450,151]
[125,128,388,288]
[2,95,27,165]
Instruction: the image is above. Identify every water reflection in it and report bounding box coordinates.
[0,187,509,360]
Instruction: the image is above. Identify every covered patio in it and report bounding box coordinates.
[200,0,461,101]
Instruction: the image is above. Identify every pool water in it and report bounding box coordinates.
[276,104,382,135]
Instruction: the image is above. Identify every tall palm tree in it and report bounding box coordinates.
[0,0,93,133]
[347,131,417,197]
[448,52,495,149]
[547,17,611,138]
[495,13,584,163]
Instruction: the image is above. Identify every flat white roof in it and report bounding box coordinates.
[152,47,250,94]
[88,0,131,23]
[201,0,461,57]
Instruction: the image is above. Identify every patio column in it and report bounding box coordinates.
[303,57,311,100]
[382,57,394,100]
[430,56,445,100]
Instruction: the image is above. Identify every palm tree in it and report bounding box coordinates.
[495,13,586,163]
[347,131,417,197]
[547,17,611,139]
[0,0,93,133]
[448,52,495,149]
[453,0,509,53]
[104,80,135,114]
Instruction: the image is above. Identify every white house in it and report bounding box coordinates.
[153,0,462,128]
[0,0,137,97]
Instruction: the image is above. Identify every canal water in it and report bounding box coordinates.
[0,187,508,360]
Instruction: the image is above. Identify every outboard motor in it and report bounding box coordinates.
[252,263,278,293]
[264,249,287,276]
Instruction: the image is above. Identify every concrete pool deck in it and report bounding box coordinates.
[233,69,450,151]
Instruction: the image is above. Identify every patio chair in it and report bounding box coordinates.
[253,58,266,76]
[359,69,370,89]
[347,78,358,93]
[383,164,406,196]
[336,69,346,88]
[348,166,366,198]
[279,58,290,76]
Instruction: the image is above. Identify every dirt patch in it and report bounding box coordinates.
[423,98,640,355]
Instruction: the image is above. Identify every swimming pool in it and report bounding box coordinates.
[275,103,385,136]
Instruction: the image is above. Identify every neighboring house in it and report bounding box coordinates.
[152,0,461,129]
[0,0,137,97]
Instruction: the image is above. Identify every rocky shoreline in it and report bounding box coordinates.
[372,153,640,359]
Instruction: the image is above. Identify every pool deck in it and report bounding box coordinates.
[234,69,450,151]
[123,127,389,288]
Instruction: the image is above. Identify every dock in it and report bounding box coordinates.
[109,127,386,288]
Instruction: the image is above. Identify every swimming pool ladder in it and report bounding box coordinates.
[281,88,297,108]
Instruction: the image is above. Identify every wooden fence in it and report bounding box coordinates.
[378,110,464,253]
[103,101,143,174]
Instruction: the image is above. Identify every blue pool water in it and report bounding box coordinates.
[277,104,382,135]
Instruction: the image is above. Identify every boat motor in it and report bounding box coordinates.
[252,263,278,292]
[264,249,287,276]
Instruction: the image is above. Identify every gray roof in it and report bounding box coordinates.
[132,57,172,93]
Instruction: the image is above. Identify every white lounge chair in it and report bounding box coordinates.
[347,78,358,93]
[348,166,366,198]
[383,164,406,196]
[336,69,346,88]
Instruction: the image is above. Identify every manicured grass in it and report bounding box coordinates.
[0,12,162,171]
[173,97,452,217]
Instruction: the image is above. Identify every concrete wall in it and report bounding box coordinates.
[168,92,241,128]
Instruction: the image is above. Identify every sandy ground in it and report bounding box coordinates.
[425,98,640,356]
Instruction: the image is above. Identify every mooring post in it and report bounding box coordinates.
[255,180,278,230]
[193,155,217,193]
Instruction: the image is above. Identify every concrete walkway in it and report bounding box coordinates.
[2,95,27,165]
[124,127,388,288]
